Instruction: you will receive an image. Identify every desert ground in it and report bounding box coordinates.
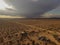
[0,18,60,45]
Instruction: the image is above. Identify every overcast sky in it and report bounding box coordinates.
[0,0,60,18]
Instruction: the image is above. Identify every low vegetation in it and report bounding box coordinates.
[0,19,60,45]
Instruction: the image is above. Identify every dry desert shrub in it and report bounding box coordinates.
[0,19,60,45]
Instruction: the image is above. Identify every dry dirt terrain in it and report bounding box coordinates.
[0,19,60,45]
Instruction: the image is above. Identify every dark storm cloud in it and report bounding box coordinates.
[1,0,60,18]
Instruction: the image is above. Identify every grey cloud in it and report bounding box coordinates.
[1,0,60,18]
[5,8,16,11]
[0,10,17,16]
[42,14,60,18]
